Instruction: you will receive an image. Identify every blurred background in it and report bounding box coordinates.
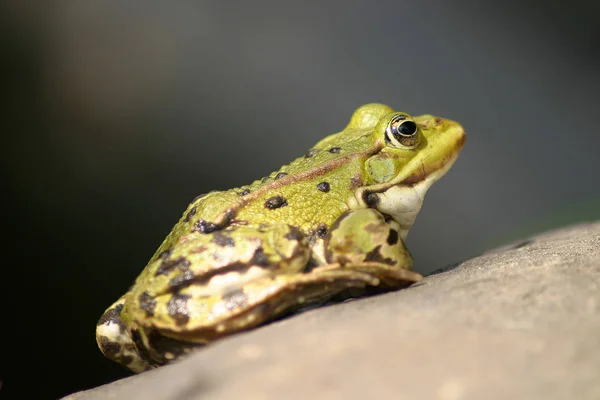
[2,1,599,398]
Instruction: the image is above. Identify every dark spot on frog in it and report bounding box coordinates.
[284,226,306,242]
[167,294,192,326]
[139,292,157,317]
[158,249,173,261]
[222,208,237,224]
[302,257,321,273]
[331,254,354,266]
[193,210,236,234]
[399,176,423,186]
[275,172,288,180]
[190,244,209,254]
[364,222,381,234]
[305,149,320,158]
[265,196,288,210]
[328,147,341,153]
[193,219,218,234]
[316,182,331,193]
[98,336,122,358]
[238,188,252,196]
[183,206,197,222]
[386,229,399,245]
[350,175,362,189]
[307,223,328,245]
[120,354,134,366]
[155,256,191,276]
[364,245,396,266]
[130,329,156,366]
[316,224,328,238]
[363,191,380,207]
[223,289,248,310]
[146,330,190,362]
[130,329,142,346]
[173,260,261,291]
[261,176,270,183]
[97,303,125,328]
[250,247,270,267]
[212,231,235,247]
[169,270,195,288]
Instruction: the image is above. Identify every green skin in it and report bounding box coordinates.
[96,103,466,372]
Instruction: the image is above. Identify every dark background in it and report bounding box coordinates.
[2,1,599,399]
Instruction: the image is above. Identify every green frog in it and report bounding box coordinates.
[96,103,466,372]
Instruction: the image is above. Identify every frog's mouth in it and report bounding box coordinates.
[357,137,464,240]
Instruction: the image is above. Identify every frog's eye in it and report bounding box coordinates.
[385,114,420,148]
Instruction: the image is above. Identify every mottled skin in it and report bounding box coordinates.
[96,104,466,372]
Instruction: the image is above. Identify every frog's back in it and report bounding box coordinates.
[160,132,381,252]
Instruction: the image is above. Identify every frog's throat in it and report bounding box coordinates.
[358,152,460,240]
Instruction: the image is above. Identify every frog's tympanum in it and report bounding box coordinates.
[96,104,466,372]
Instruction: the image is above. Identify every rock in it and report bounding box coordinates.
[64,221,600,400]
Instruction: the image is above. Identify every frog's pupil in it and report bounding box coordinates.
[398,121,417,136]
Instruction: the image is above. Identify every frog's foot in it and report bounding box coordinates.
[314,261,423,287]
[96,297,155,373]
[235,265,417,323]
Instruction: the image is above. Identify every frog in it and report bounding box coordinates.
[96,103,466,373]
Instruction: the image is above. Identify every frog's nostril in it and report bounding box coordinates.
[457,132,467,148]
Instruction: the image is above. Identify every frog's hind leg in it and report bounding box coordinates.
[235,267,384,322]
[230,258,418,328]
[96,297,155,373]
[313,261,422,288]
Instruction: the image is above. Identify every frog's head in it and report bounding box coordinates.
[351,104,466,239]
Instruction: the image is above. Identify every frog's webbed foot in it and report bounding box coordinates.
[96,297,155,373]
[312,261,423,287]
[234,259,420,322]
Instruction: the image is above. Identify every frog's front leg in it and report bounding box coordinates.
[321,208,423,287]
[235,209,422,316]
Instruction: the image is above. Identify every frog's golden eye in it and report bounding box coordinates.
[385,114,420,148]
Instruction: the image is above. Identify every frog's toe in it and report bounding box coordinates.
[96,298,153,373]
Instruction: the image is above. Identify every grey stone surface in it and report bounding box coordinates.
[65,221,600,400]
